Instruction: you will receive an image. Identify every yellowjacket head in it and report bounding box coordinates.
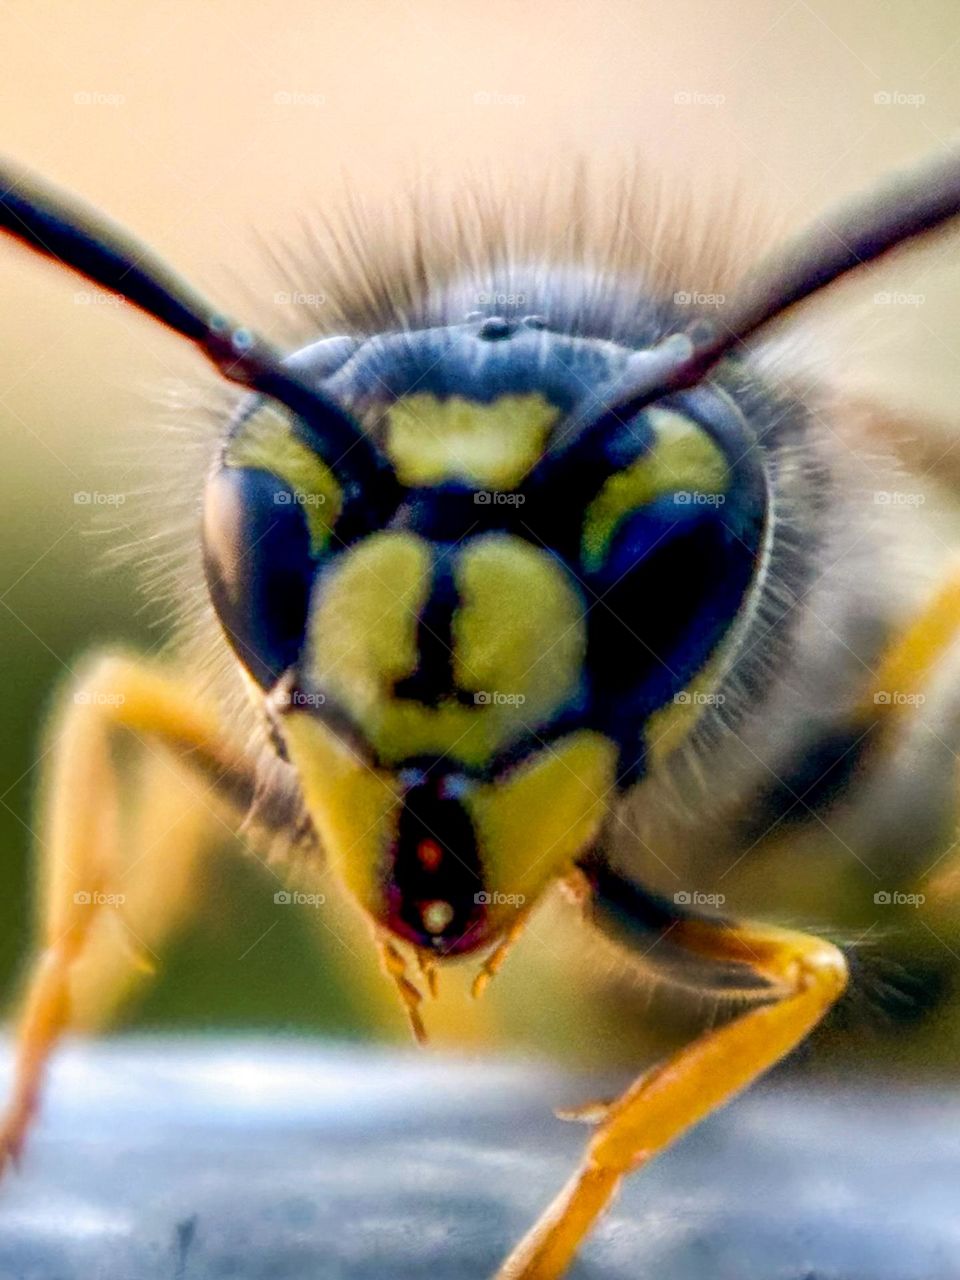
[202,321,762,959]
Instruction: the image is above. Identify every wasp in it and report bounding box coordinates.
[1,150,960,1279]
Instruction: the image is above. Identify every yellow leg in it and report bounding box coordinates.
[497,919,847,1280]
[0,651,262,1173]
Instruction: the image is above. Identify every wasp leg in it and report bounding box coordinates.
[0,651,274,1174]
[497,868,847,1280]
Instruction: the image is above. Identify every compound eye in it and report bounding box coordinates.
[580,404,761,733]
[202,402,343,688]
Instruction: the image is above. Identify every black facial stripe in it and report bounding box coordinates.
[391,484,517,541]
[524,402,656,536]
[392,549,461,708]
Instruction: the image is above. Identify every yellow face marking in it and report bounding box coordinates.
[306,531,585,768]
[452,534,584,727]
[281,712,402,916]
[466,731,618,920]
[304,529,432,727]
[384,393,559,489]
[281,712,616,949]
[581,408,729,572]
[226,402,343,555]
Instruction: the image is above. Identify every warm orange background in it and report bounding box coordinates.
[1,0,959,1059]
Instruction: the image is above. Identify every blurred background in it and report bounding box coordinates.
[2,0,960,1072]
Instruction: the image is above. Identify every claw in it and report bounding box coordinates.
[0,1096,36,1180]
[379,939,430,1045]
[471,907,530,1001]
[554,1098,613,1125]
[416,950,439,999]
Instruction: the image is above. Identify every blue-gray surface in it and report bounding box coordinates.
[0,1038,957,1280]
